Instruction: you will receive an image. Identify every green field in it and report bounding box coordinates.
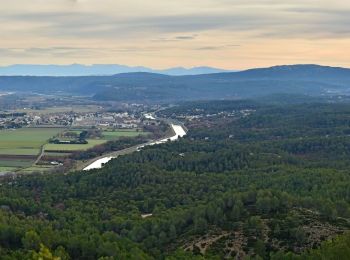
[18,165,55,173]
[0,166,17,173]
[0,159,33,167]
[0,128,64,155]
[43,152,72,157]
[0,128,147,171]
[102,129,148,140]
[12,105,101,115]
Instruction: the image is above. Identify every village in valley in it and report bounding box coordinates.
[0,93,167,175]
[0,110,143,129]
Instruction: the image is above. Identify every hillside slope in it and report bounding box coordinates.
[0,65,349,101]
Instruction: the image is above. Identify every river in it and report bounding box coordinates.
[83,123,187,171]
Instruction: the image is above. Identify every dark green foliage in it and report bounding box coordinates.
[1,101,350,258]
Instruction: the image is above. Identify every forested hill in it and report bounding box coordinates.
[1,64,350,102]
[1,100,350,258]
[208,64,350,80]
[0,64,230,76]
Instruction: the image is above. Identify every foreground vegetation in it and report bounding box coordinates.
[1,100,350,259]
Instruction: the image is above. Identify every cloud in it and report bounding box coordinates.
[195,44,240,51]
[152,35,197,42]
[0,0,350,68]
[0,46,163,59]
[175,35,197,40]
[0,47,101,58]
[195,46,222,51]
[2,1,350,40]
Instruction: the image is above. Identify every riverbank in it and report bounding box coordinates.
[83,124,187,171]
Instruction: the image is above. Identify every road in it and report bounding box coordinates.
[33,145,45,165]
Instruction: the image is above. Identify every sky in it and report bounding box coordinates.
[1,0,350,70]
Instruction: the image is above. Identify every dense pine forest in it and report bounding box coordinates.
[1,100,350,259]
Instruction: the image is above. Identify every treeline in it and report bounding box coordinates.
[70,135,150,160]
[157,100,259,118]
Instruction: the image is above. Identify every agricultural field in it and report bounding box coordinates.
[42,129,149,167]
[42,152,72,157]
[11,105,102,115]
[0,127,64,172]
[0,127,149,173]
[0,166,17,173]
[102,129,148,140]
[0,159,33,167]
[18,165,56,174]
[0,128,63,155]
[44,129,148,152]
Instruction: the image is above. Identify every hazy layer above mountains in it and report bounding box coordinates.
[1,64,350,102]
[0,64,231,76]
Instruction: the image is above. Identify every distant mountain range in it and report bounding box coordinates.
[0,64,232,76]
[1,64,350,102]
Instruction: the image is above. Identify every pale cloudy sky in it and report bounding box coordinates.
[1,0,350,69]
